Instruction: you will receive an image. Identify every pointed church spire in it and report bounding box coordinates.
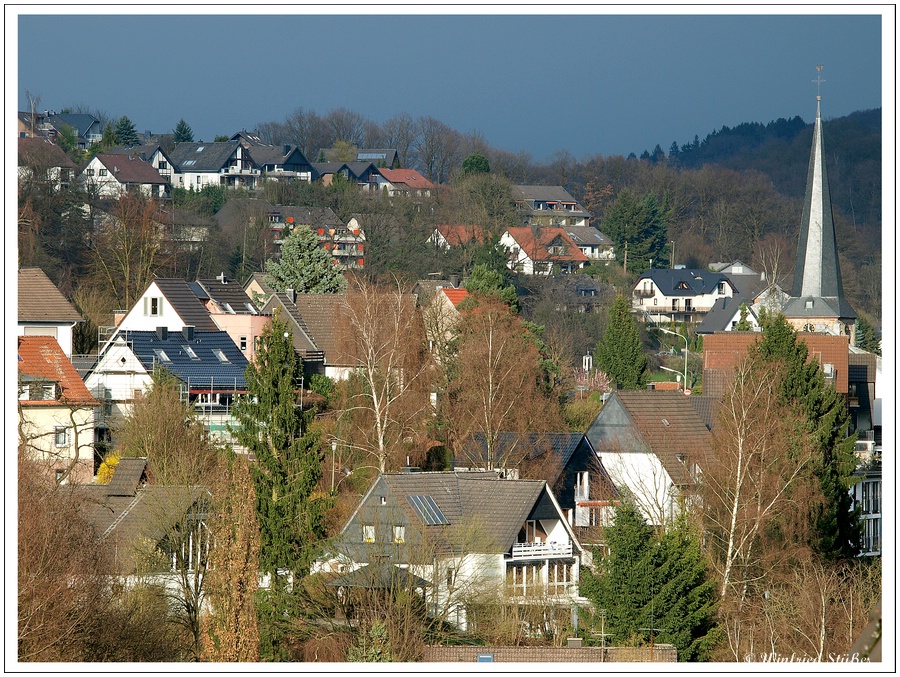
[787,66,856,326]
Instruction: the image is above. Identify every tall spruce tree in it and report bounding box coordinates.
[173,118,194,143]
[756,314,861,560]
[594,295,648,389]
[114,115,140,147]
[230,313,327,660]
[603,189,670,273]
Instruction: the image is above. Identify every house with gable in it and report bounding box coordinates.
[80,153,169,199]
[45,112,102,149]
[563,226,615,262]
[259,290,326,377]
[513,185,592,228]
[169,141,260,190]
[246,144,314,183]
[105,142,176,184]
[18,336,99,484]
[499,227,589,275]
[84,326,249,446]
[427,224,486,252]
[422,285,470,367]
[191,275,269,362]
[18,137,76,190]
[18,267,84,359]
[311,161,379,188]
[315,470,586,632]
[631,268,737,324]
[585,391,712,527]
[453,432,620,532]
[320,147,400,168]
[370,167,434,198]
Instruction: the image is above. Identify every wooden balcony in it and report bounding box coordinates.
[510,542,573,560]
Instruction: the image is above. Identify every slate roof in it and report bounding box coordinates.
[104,142,171,163]
[152,279,219,330]
[635,269,735,297]
[194,278,259,315]
[457,432,584,470]
[505,227,589,263]
[688,395,721,431]
[169,141,243,172]
[513,184,584,207]
[18,137,76,168]
[260,293,324,361]
[17,336,98,405]
[47,113,99,138]
[590,391,713,486]
[563,226,613,249]
[381,472,551,554]
[290,294,346,360]
[123,329,249,391]
[695,289,758,334]
[89,154,167,185]
[76,459,206,575]
[326,562,431,589]
[18,268,83,323]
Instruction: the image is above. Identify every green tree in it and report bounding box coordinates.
[463,262,518,310]
[264,225,348,294]
[734,302,752,331]
[756,314,861,560]
[114,115,140,147]
[56,123,82,162]
[460,152,490,175]
[230,314,327,660]
[594,296,648,389]
[173,118,195,143]
[347,621,394,662]
[854,314,881,354]
[603,189,669,273]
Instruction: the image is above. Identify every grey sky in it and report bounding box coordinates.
[14,10,886,161]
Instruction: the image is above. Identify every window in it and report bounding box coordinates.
[153,349,171,363]
[144,296,163,316]
[99,168,108,176]
[30,383,55,400]
[54,426,67,447]
[362,525,375,543]
[446,567,455,588]
[158,161,168,170]
[393,525,405,543]
[183,345,199,360]
[548,562,572,594]
[85,168,94,176]
[55,469,65,484]
[239,336,248,352]
[717,282,726,294]
[212,348,230,363]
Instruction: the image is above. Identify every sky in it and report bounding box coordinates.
[11,8,888,162]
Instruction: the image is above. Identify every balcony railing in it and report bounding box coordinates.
[634,289,655,298]
[510,542,572,560]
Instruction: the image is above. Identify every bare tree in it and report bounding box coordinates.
[324,107,367,148]
[334,276,433,473]
[415,116,463,184]
[382,112,419,169]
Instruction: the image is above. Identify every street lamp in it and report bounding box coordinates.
[658,327,688,390]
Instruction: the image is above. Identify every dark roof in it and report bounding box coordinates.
[18,137,76,168]
[513,184,581,205]
[47,113,99,137]
[89,154,167,185]
[195,278,258,315]
[169,141,244,172]
[18,268,83,323]
[380,472,552,554]
[104,142,171,163]
[456,432,584,473]
[782,295,857,321]
[635,269,735,297]
[124,329,249,391]
[563,226,613,248]
[290,294,346,360]
[688,395,720,431]
[695,290,757,334]
[152,279,219,330]
[261,293,324,361]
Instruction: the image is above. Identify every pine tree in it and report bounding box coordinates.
[854,314,881,354]
[756,314,861,560]
[114,115,140,147]
[230,313,327,659]
[173,118,194,143]
[602,189,669,273]
[264,225,347,294]
[594,295,648,389]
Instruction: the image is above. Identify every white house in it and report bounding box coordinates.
[314,470,587,632]
[80,153,168,198]
[632,269,737,324]
[499,227,589,275]
[169,141,260,191]
[18,267,83,359]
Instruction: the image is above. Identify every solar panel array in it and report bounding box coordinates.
[406,495,448,525]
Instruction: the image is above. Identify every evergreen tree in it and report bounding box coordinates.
[594,295,648,389]
[463,262,519,310]
[854,314,881,354]
[756,314,861,560]
[173,118,194,143]
[264,225,348,294]
[602,189,669,273]
[460,152,490,175]
[114,115,140,147]
[734,302,752,331]
[230,314,327,660]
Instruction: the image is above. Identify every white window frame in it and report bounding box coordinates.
[54,426,68,447]
[363,524,375,543]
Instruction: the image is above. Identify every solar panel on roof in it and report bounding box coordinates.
[406,495,448,525]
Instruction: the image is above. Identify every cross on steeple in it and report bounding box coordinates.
[813,64,826,100]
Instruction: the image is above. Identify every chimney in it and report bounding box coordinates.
[449,274,461,288]
[287,288,296,304]
[183,326,195,341]
[216,271,227,283]
[567,637,583,649]
[284,144,291,155]
[156,326,168,341]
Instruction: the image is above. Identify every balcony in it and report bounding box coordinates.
[634,288,655,298]
[510,542,572,560]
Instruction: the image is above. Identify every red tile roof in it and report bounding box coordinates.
[435,224,485,246]
[441,287,470,307]
[378,167,434,189]
[505,227,589,263]
[18,336,97,405]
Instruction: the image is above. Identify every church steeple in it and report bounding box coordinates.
[784,67,856,334]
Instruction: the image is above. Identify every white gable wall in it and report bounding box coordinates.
[598,451,679,526]
[116,282,189,333]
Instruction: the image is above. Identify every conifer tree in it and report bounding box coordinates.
[756,314,861,560]
[264,225,347,294]
[114,115,140,147]
[230,313,327,659]
[173,118,194,143]
[594,295,648,389]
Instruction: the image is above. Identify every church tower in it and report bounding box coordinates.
[782,67,857,341]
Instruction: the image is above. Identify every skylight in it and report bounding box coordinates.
[183,345,199,360]
[406,495,448,526]
[153,349,171,363]
[212,348,230,363]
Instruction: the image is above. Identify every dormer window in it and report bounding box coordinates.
[213,348,230,363]
[718,282,726,294]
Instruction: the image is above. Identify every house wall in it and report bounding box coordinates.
[598,452,677,526]
[18,323,76,359]
[210,313,270,362]
[18,404,96,483]
[632,277,734,323]
[116,283,187,333]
